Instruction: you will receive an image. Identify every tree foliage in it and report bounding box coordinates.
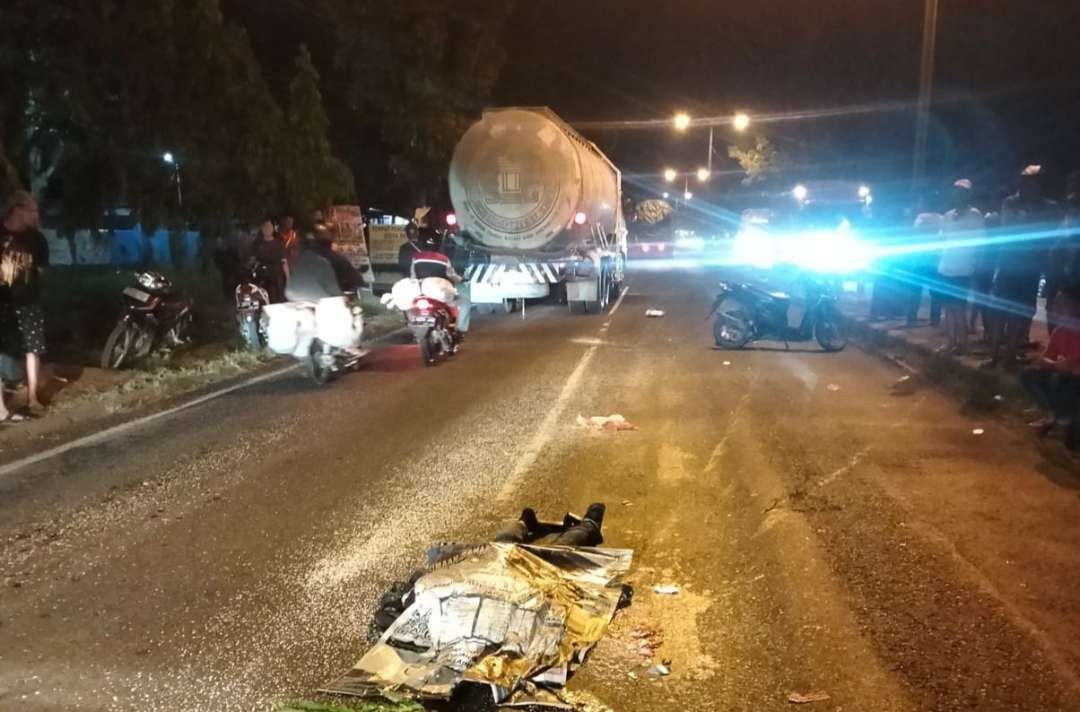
[0,0,352,235]
[727,136,789,185]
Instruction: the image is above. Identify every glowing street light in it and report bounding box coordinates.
[733,112,751,132]
[673,112,691,131]
[696,167,710,183]
[858,184,871,199]
[662,192,670,199]
[684,191,693,201]
[663,167,678,183]
[162,151,182,207]
[793,184,809,202]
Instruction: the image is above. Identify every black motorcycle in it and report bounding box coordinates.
[709,278,847,351]
[101,271,193,369]
[235,261,273,349]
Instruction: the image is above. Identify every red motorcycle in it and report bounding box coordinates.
[101,271,193,369]
[408,294,459,367]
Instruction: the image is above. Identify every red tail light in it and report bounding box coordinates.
[658,244,666,251]
[445,213,458,227]
[414,298,433,310]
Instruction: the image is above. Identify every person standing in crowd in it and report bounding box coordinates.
[937,179,983,354]
[987,165,1059,367]
[1020,286,1080,433]
[1045,170,1080,335]
[278,215,300,264]
[0,190,48,415]
[908,208,943,327]
[969,210,1000,340]
[252,218,289,303]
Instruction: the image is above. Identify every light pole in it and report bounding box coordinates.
[673,111,750,178]
[913,0,939,186]
[163,152,182,208]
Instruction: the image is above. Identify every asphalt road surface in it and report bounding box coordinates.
[2,263,1080,711]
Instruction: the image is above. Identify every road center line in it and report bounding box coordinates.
[496,287,629,502]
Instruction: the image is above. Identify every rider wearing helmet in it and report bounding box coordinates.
[286,220,364,302]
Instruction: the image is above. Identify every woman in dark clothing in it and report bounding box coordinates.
[0,190,48,415]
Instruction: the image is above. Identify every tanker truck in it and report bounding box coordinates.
[448,107,627,313]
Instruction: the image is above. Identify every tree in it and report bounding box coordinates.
[280,46,355,219]
[0,141,20,197]
[330,0,516,209]
[728,136,789,185]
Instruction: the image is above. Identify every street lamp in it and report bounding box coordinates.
[663,168,678,183]
[673,112,691,132]
[163,151,182,207]
[684,190,693,201]
[793,184,809,202]
[662,192,670,200]
[696,167,710,183]
[733,112,751,132]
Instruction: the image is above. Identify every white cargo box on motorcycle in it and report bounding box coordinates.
[263,303,316,357]
[263,298,363,357]
[316,296,363,349]
[387,277,458,311]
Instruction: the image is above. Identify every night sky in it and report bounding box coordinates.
[495,0,1080,200]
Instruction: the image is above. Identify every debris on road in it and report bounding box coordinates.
[646,663,671,678]
[627,624,664,660]
[722,361,732,366]
[645,309,665,317]
[891,373,922,396]
[826,383,841,392]
[994,394,1004,402]
[577,414,638,432]
[324,505,632,708]
[653,584,680,595]
[972,428,985,435]
[788,690,831,704]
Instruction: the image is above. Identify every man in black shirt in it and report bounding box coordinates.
[0,190,49,416]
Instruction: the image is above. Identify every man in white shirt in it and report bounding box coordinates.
[937,179,984,354]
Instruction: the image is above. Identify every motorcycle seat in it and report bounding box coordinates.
[744,283,790,302]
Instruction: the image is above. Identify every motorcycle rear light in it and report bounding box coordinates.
[414,298,433,310]
[445,213,458,227]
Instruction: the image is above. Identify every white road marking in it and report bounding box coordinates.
[0,327,410,480]
[495,286,630,502]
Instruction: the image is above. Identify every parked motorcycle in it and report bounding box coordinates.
[235,262,273,349]
[709,277,847,351]
[262,294,366,384]
[101,271,193,369]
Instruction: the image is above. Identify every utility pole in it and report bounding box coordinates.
[913,0,939,188]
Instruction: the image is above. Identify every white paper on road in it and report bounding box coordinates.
[322,543,633,706]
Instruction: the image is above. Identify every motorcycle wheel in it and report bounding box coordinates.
[814,305,848,352]
[101,320,137,369]
[713,296,753,349]
[419,329,439,367]
[306,339,333,384]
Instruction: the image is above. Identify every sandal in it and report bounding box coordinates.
[0,413,28,424]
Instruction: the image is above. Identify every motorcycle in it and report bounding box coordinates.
[235,261,273,349]
[709,277,847,351]
[408,293,460,367]
[101,271,193,369]
[262,294,366,384]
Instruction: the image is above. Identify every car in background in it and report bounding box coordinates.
[628,233,675,259]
